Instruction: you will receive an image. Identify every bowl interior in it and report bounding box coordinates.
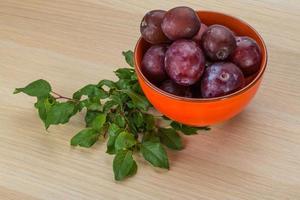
[134,11,267,101]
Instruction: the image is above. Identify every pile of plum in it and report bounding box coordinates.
[140,6,262,98]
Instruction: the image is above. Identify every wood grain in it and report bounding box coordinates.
[0,0,300,199]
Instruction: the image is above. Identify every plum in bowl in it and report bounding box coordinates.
[134,10,267,126]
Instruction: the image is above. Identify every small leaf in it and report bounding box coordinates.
[78,99,89,111]
[111,92,129,106]
[198,126,211,131]
[131,74,138,81]
[162,115,171,121]
[87,102,102,111]
[126,101,135,109]
[170,121,210,135]
[106,123,122,154]
[132,112,144,128]
[34,95,56,126]
[127,160,138,177]
[159,128,183,150]
[73,84,107,100]
[142,132,160,143]
[70,128,99,147]
[144,114,155,131]
[141,141,169,169]
[14,79,51,97]
[103,100,118,113]
[115,68,134,79]
[131,82,143,94]
[170,121,181,130]
[116,79,133,90]
[97,79,116,89]
[123,90,150,111]
[122,50,134,68]
[45,102,76,129]
[113,150,137,181]
[79,98,102,111]
[85,110,101,127]
[115,114,126,128]
[91,113,106,131]
[115,131,136,151]
[128,118,138,135]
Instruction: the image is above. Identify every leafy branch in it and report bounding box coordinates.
[14,50,210,181]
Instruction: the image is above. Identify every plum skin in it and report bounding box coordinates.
[160,80,193,97]
[141,44,168,84]
[202,25,236,61]
[165,39,206,86]
[161,6,201,40]
[140,10,169,44]
[231,36,262,76]
[201,62,245,98]
[192,23,208,43]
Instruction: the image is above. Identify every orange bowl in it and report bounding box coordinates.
[134,10,267,126]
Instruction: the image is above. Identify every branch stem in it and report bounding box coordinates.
[51,91,76,102]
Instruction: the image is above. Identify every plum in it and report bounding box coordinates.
[192,23,208,43]
[140,10,169,44]
[161,6,201,40]
[160,80,193,97]
[201,62,245,98]
[141,44,168,84]
[231,36,261,76]
[165,39,205,86]
[202,25,236,61]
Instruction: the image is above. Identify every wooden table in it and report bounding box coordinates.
[1,0,300,199]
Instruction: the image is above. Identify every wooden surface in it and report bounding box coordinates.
[1,0,300,199]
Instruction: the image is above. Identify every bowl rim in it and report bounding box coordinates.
[134,10,268,102]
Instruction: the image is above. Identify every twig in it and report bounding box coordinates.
[51,91,77,102]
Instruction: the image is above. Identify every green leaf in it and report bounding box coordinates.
[113,150,137,181]
[128,118,138,135]
[106,123,122,154]
[14,79,51,97]
[87,102,102,111]
[103,100,118,113]
[97,79,116,89]
[91,113,106,131]
[127,160,138,177]
[116,79,133,90]
[78,99,89,111]
[170,121,181,130]
[111,92,129,106]
[198,126,211,131]
[70,128,99,147]
[115,68,134,79]
[132,112,144,128]
[115,114,126,128]
[126,101,135,109]
[142,132,160,143]
[85,110,101,127]
[122,50,134,68]
[162,115,171,121]
[45,102,76,129]
[34,95,56,126]
[115,131,136,151]
[159,128,183,150]
[131,82,143,94]
[131,74,138,81]
[141,141,169,169]
[170,121,210,135]
[73,84,107,100]
[123,90,150,111]
[144,114,155,131]
[79,98,102,111]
